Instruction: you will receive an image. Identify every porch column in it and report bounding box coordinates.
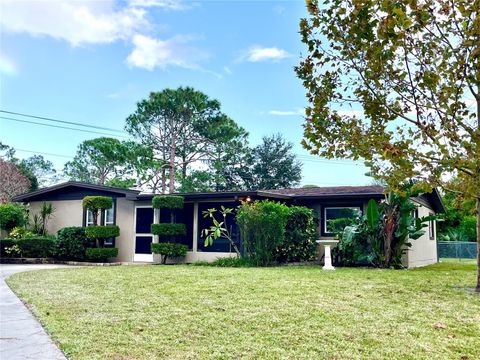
[153,208,160,244]
[192,202,198,253]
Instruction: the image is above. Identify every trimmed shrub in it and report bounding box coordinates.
[86,247,118,262]
[85,225,120,239]
[194,257,255,267]
[82,196,113,211]
[0,204,27,232]
[151,223,186,237]
[151,242,187,264]
[276,206,318,263]
[56,227,88,260]
[236,200,290,266]
[152,195,184,209]
[16,237,56,258]
[0,239,15,257]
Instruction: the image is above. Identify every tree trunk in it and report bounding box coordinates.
[169,136,176,193]
[476,197,480,292]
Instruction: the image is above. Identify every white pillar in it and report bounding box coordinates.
[192,202,198,253]
[153,208,160,244]
[323,244,335,270]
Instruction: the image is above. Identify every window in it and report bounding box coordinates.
[85,206,115,226]
[85,210,95,227]
[85,205,115,246]
[323,206,361,234]
[428,213,435,240]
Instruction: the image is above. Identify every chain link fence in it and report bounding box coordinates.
[437,241,477,260]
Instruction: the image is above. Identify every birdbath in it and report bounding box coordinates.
[316,240,339,270]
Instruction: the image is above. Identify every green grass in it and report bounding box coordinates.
[7,262,480,360]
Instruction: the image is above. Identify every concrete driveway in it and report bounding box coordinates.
[0,264,70,360]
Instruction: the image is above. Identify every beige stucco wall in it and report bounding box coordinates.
[27,198,135,262]
[28,200,84,236]
[404,201,437,268]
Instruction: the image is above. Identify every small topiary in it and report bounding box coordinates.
[82,196,113,225]
[152,196,184,209]
[0,204,27,233]
[151,223,186,237]
[85,247,118,262]
[151,242,187,264]
[56,227,88,260]
[85,225,120,239]
[82,196,113,211]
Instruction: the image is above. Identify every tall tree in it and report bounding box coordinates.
[296,0,479,290]
[125,87,236,193]
[64,137,133,185]
[249,134,302,190]
[0,143,56,190]
[0,159,31,203]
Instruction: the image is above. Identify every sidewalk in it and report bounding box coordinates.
[0,264,68,360]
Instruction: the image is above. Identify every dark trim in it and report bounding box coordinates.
[13,181,140,202]
[320,201,365,237]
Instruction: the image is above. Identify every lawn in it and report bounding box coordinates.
[7,262,480,360]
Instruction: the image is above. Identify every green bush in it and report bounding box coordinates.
[82,196,113,211]
[0,239,15,257]
[8,227,34,239]
[194,257,256,267]
[236,200,290,266]
[15,237,56,258]
[56,227,88,260]
[276,206,318,263]
[151,242,187,264]
[85,225,120,239]
[0,204,27,232]
[152,195,184,209]
[151,223,186,237]
[459,216,476,242]
[85,247,119,262]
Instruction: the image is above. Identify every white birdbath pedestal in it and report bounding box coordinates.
[316,240,339,271]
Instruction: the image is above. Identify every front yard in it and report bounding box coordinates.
[7,261,480,360]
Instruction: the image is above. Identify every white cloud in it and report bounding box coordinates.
[243,46,291,62]
[129,0,188,10]
[0,54,17,76]
[126,34,206,70]
[269,109,304,116]
[0,0,148,46]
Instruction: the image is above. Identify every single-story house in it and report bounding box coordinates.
[12,181,445,268]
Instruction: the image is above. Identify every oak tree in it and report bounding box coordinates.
[296,0,480,290]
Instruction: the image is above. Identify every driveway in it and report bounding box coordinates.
[0,264,70,360]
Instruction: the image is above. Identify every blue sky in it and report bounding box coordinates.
[0,0,370,187]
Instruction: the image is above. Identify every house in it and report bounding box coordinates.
[12,181,445,267]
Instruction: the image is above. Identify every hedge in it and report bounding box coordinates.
[0,239,15,257]
[82,196,113,210]
[9,237,56,258]
[276,206,318,263]
[0,204,27,232]
[152,196,184,209]
[85,225,120,239]
[151,223,186,237]
[56,227,88,260]
[86,247,119,262]
[151,242,187,264]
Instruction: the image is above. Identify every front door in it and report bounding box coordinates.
[134,206,154,262]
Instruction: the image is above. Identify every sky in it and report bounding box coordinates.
[0,0,371,187]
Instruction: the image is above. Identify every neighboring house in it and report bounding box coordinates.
[12,181,445,268]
